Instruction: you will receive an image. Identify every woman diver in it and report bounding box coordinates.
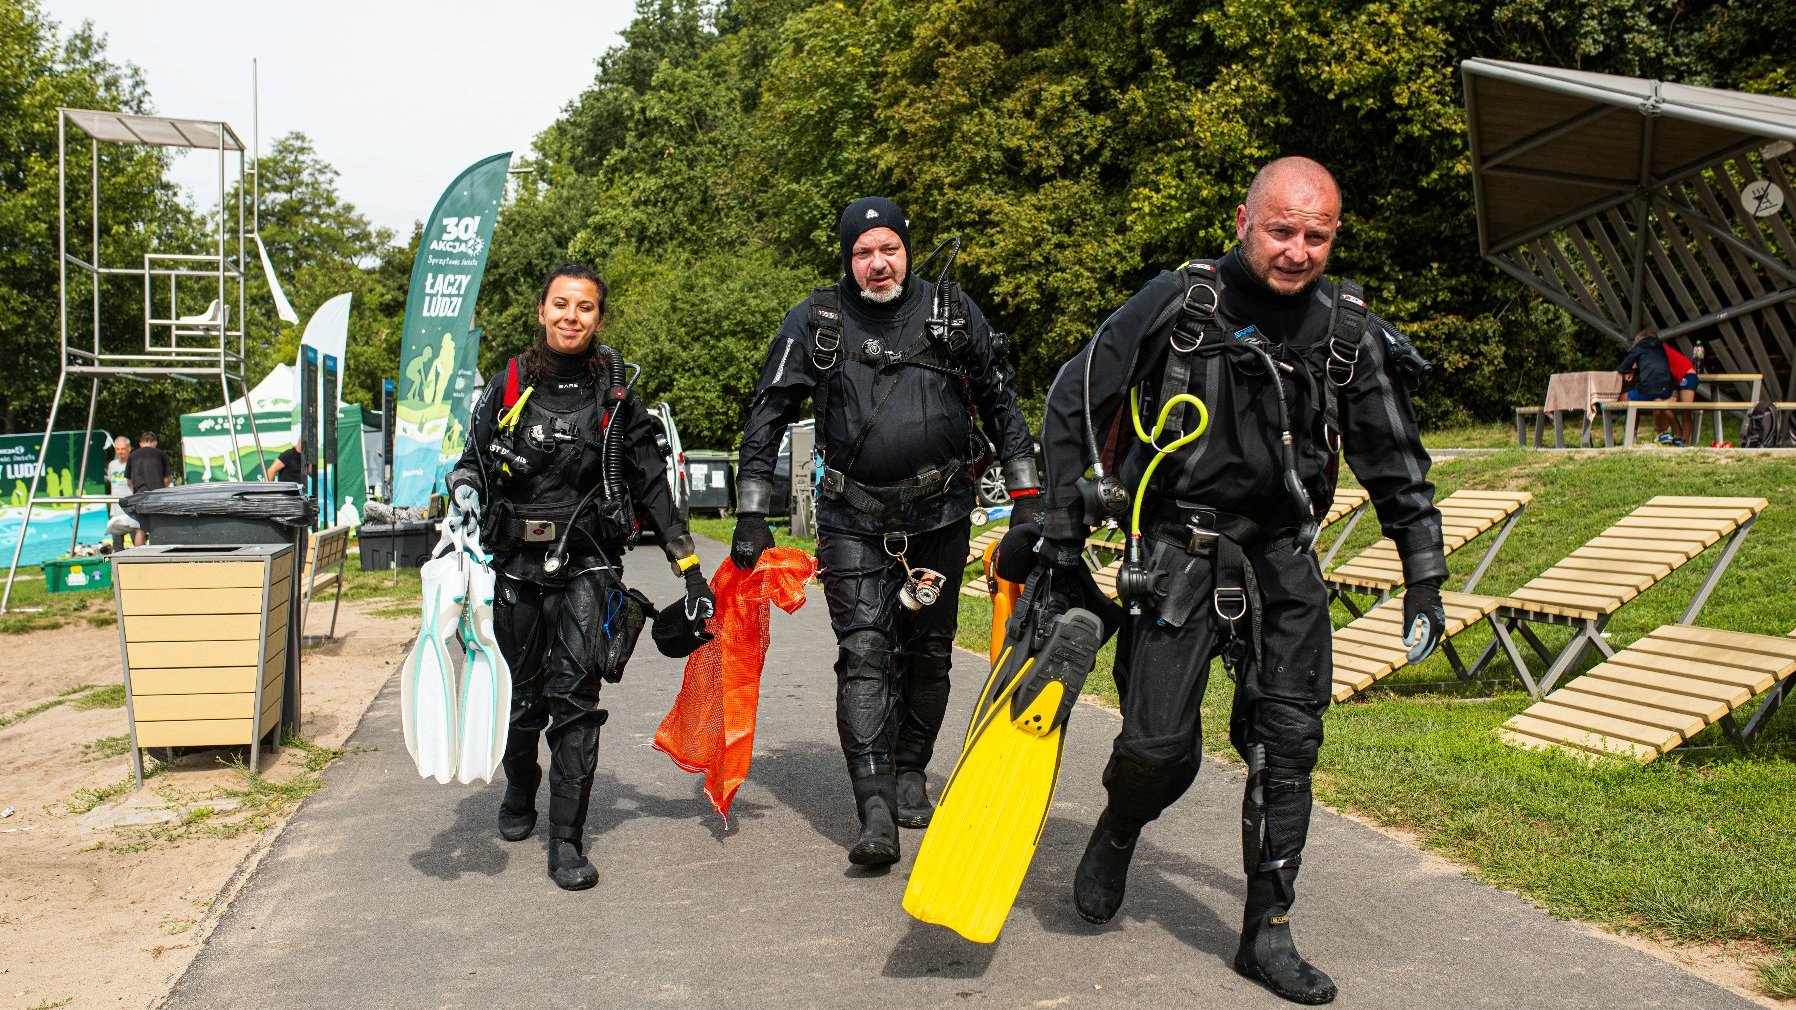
[446,263,713,890]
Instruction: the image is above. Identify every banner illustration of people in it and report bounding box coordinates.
[391,152,509,505]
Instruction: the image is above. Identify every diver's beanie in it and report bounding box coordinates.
[839,196,910,267]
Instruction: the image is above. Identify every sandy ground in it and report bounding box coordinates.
[0,599,412,1010]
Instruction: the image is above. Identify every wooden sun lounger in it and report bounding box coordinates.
[1326,489,1532,617]
[1328,591,1508,702]
[964,526,1006,567]
[1467,495,1768,696]
[1499,627,1796,762]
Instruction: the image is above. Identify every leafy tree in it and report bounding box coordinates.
[225,130,404,398]
[0,0,204,439]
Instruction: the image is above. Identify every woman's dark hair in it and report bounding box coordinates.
[536,262,607,313]
[524,262,611,384]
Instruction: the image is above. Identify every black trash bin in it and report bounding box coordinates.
[684,450,734,514]
[121,482,319,734]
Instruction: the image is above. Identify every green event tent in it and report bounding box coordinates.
[179,363,367,516]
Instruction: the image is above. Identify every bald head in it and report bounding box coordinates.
[1244,156,1340,219]
[1235,157,1342,295]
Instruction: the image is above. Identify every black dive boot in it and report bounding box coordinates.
[1073,810,1137,924]
[848,773,900,867]
[1233,874,1336,1004]
[497,785,537,842]
[894,769,933,829]
[547,830,598,891]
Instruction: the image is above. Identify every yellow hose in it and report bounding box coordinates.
[1129,388,1209,537]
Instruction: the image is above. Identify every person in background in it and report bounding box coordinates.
[266,437,308,483]
[1665,341,1699,446]
[105,435,136,551]
[125,431,172,545]
[1615,328,1678,445]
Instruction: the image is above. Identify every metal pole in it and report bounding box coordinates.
[69,377,101,553]
[1624,116,1655,337]
[91,137,99,357]
[217,127,243,478]
[239,147,263,470]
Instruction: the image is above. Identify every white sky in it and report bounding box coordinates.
[42,0,635,236]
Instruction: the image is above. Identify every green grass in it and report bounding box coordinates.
[0,575,113,635]
[91,731,347,853]
[1759,951,1796,999]
[0,683,102,729]
[341,559,423,603]
[82,734,132,760]
[1420,419,1514,449]
[69,683,126,710]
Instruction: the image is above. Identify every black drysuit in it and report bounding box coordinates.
[450,346,691,842]
[737,275,1033,778]
[1040,250,1445,914]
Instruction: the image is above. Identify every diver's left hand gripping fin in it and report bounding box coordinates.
[1008,609,1105,736]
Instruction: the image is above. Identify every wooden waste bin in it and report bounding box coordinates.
[111,543,295,787]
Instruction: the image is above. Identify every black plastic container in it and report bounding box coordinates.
[121,481,318,544]
[684,451,734,513]
[358,520,438,570]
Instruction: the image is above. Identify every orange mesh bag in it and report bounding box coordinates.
[653,547,815,820]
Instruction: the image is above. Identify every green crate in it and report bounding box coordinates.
[41,556,113,593]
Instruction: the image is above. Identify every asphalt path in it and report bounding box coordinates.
[166,542,1755,1009]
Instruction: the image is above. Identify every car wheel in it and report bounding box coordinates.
[976,463,1009,506]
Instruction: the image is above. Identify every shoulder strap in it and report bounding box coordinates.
[808,286,842,464]
[1157,260,1224,437]
[1325,279,1368,388]
[1313,278,1370,456]
[504,357,521,408]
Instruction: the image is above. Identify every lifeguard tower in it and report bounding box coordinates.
[1,108,267,612]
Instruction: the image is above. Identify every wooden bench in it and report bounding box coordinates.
[1326,489,1531,616]
[301,523,352,641]
[1499,627,1796,762]
[1598,399,1759,447]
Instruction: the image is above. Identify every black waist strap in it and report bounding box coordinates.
[820,459,963,519]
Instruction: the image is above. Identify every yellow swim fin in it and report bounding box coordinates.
[903,606,1105,943]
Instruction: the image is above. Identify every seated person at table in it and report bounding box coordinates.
[1667,343,1699,446]
[1616,328,1678,445]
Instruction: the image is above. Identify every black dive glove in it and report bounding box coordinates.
[1038,536,1086,573]
[682,567,716,625]
[1402,578,1447,663]
[731,513,774,571]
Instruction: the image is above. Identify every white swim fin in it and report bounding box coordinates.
[401,521,469,784]
[455,524,511,784]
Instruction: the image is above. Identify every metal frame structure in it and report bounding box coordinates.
[1463,60,1796,401]
[1,108,265,613]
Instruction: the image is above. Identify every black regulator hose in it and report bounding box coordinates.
[546,345,630,574]
[1235,337,1318,547]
